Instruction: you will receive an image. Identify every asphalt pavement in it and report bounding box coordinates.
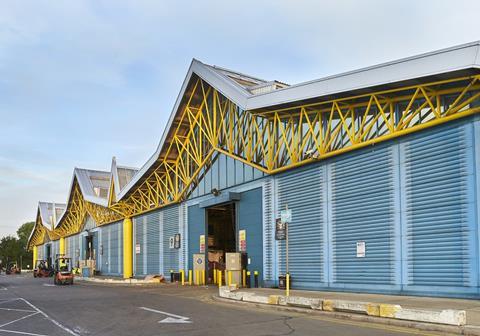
[0,274,453,336]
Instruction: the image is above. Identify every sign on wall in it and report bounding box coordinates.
[239,230,246,252]
[174,233,181,249]
[169,237,175,249]
[199,235,205,253]
[275,218,287,240]
[280,209,292,223]
[135,243,141,254]
[356,241,366,258]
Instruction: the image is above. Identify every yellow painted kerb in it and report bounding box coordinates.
[123,217,133,279]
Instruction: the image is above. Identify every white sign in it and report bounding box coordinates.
[135,244,141,254]
[169,237,175,249]
[280,209,292,223]
[356,241,366,258]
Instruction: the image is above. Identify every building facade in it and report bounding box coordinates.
[28,41,480,298]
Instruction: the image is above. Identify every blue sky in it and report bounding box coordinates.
[1,0,479,237]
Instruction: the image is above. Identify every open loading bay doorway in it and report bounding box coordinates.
[207,203,236,283]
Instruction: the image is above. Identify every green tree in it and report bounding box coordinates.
[0,222,35,269]
[0,236,22,268]
[17,222,34,268]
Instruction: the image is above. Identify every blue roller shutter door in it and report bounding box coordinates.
[110,222,122,276]
[403,124,476,294]
[101,222,122,276]
[188,204,205,272]
[277,167,324,289]
[163,206,179,275]
[101,228,110,274]
[146,211,161,275]
[331,146,396,289]
[237,188,263,282]
[135,216,145,276]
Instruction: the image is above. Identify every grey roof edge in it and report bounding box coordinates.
[117,59,251,201]
[28,201,67,246]
[54,167,110,230]
[246,41,480,110]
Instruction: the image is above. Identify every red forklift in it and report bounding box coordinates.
[53,255,74,285]
[33,260,54,278]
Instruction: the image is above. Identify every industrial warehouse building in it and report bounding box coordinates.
[28,41,480,298]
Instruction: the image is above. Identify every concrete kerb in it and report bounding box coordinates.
[218,286,467,328]
[75,276,164,285]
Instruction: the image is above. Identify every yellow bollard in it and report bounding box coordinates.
[181,270,185,286]
[201,270,205,285]
[242,269,246,288]
[195,270,199,285]
[228,270,232,286]
[247,271,251,288]
[218,270,222,287]
[286,273,290,297]
[189,270,192,285]
[213,268,217,284]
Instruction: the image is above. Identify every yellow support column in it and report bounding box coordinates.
[33,245,38,266]
[122,217,133,279]
[59,237,65,255]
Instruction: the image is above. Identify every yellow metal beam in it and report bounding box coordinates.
[28,74,480,246]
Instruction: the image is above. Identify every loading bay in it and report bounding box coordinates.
[0,274,446,336]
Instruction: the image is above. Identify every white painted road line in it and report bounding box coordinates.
[0,329,48,336]
[139,306,192,324]
[0,307,37,313]
[20,298,80,336]
[0,312,40,329]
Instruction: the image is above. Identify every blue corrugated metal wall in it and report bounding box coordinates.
[273,116,479,297]
[101,221,122,276]
[402,122,477,296]
[331,146,396,289]
[163,206,180,274]
[277,167,324,289]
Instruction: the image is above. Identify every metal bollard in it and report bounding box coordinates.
[218,270,222,287]
[170,270,174,283]
[254,271,259,288]
[246,271,251,288]
[228,271,232,286]
[213,268,217,284]
[286,272,290,297]
[181,270,185,286]
[189,270,192,285]
[195,270,199,285]
[242,269,246,288]
[201,270,205,285]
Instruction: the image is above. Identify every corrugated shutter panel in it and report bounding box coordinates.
[37,245,44,260]
[277,167,323,287]
[108,222,122,276]
[263,179,274,281]
[163,206,179,275]
[405,125,472,287]
[102,227,110,274]
[146,211,161,275]
[331,146,395,285]
[135,217,145,276]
